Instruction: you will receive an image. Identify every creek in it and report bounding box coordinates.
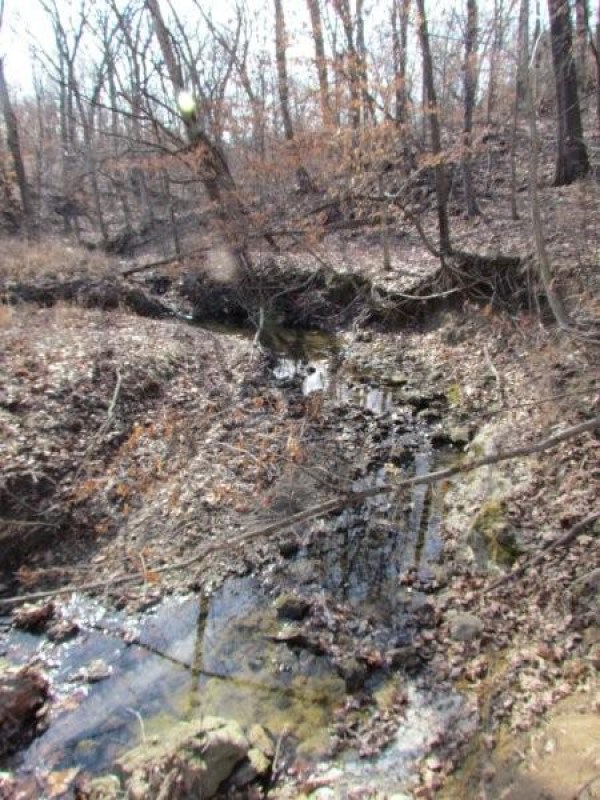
[0,325,471,796]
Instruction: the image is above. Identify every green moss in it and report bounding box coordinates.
[446,383,462,407]
[373,678,401,711]
[470,500,521,567]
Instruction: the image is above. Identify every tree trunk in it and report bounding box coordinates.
[306,0,332,126]
[547,0,590,185]
[74,91,108,247]
[0,58,35,237]
[274,0,313,191]
[144,0,252,271]
[462,0,480,217]
[392,0,414,172]
[510,0,529,220]
[574,0,589,92]
[392,0,410,127]
[333,0,361,130]
[594,0,600,131]
[526,29,573,328]
[415,0,452,258]
[356,0,376,124]
[486,0,505,125]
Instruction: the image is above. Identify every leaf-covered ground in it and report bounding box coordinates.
[1,163,599,798]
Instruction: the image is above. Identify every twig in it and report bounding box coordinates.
[107,368,123,419]
[124,708,147,743]
[0,518,61,529]
[574,771,600,799]
[1,415,598,609]
[484,344,505,408]
[270,726,289,784]
[484,509,600,594]
[119,245,211,277]
[73,368,122,481]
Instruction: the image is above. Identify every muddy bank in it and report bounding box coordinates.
[3,248,527,339]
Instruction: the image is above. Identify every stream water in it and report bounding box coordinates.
[0,326,469,796]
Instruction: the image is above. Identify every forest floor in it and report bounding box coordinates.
[1,165,600,799]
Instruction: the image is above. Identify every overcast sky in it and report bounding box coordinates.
[0,0,565,98]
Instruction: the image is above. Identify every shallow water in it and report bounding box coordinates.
[1,324,462,794]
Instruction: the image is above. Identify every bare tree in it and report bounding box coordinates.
[144,0,252,273]
[510,0,529,220]
[274,0,313,191]
[462,0,480,217]
[331,0,361,130]
[526,27,573,328]
[415,0,452,258]
[0,0,34,236]
[0,58,35,236]
[547,0,590,185]
[573,0,589,92]
[306,0,332,126]
[391,0,410,128]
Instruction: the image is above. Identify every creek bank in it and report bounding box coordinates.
[1,306,480,798]
[1,296,598,799]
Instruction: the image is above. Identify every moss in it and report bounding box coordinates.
[373,678,401,711]
[141,664,345,761]
[469,500,521,567]
[446,382,462,407]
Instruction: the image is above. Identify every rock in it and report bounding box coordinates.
[448,613,484,642]
[78,659,113,683]
[278,538,300,558]
[116,716,253,800]
[416,407,442,422]
[229,747,271,788]
[432,425,473,447]
[47,618,80,643]
[83,775,122,800]
[271,626,325,654]
[386,372,410,387]
[467,500,522,568]
[248,723,275,758]
[388,645,422,673]
[571,568,600,626]
[275,592,310,621]
[12,602,55,632]
[0,666,49,757]
[448,425,472,446]
[395,589,436,624]
[335,656,367,693]
[401,390,445,412]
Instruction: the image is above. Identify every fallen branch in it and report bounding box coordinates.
[1,415,598,609]
[484,509,600,594]
[73,368,122,482]
[119,245,211,277]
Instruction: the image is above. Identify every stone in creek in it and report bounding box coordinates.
[115,716,258,800]
[12,601,55,632]
[0,665,49,757]
[448,612,484,642]
[335,656,368,693]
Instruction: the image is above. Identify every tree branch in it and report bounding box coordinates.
[1,415,598,609]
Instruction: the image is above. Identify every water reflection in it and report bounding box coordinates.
[6,578,344,778]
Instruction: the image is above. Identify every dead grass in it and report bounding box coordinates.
[0,236,116,281]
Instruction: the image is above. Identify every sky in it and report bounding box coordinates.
[0,0,569,99]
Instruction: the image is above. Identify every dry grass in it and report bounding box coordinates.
[0,236,115,281]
